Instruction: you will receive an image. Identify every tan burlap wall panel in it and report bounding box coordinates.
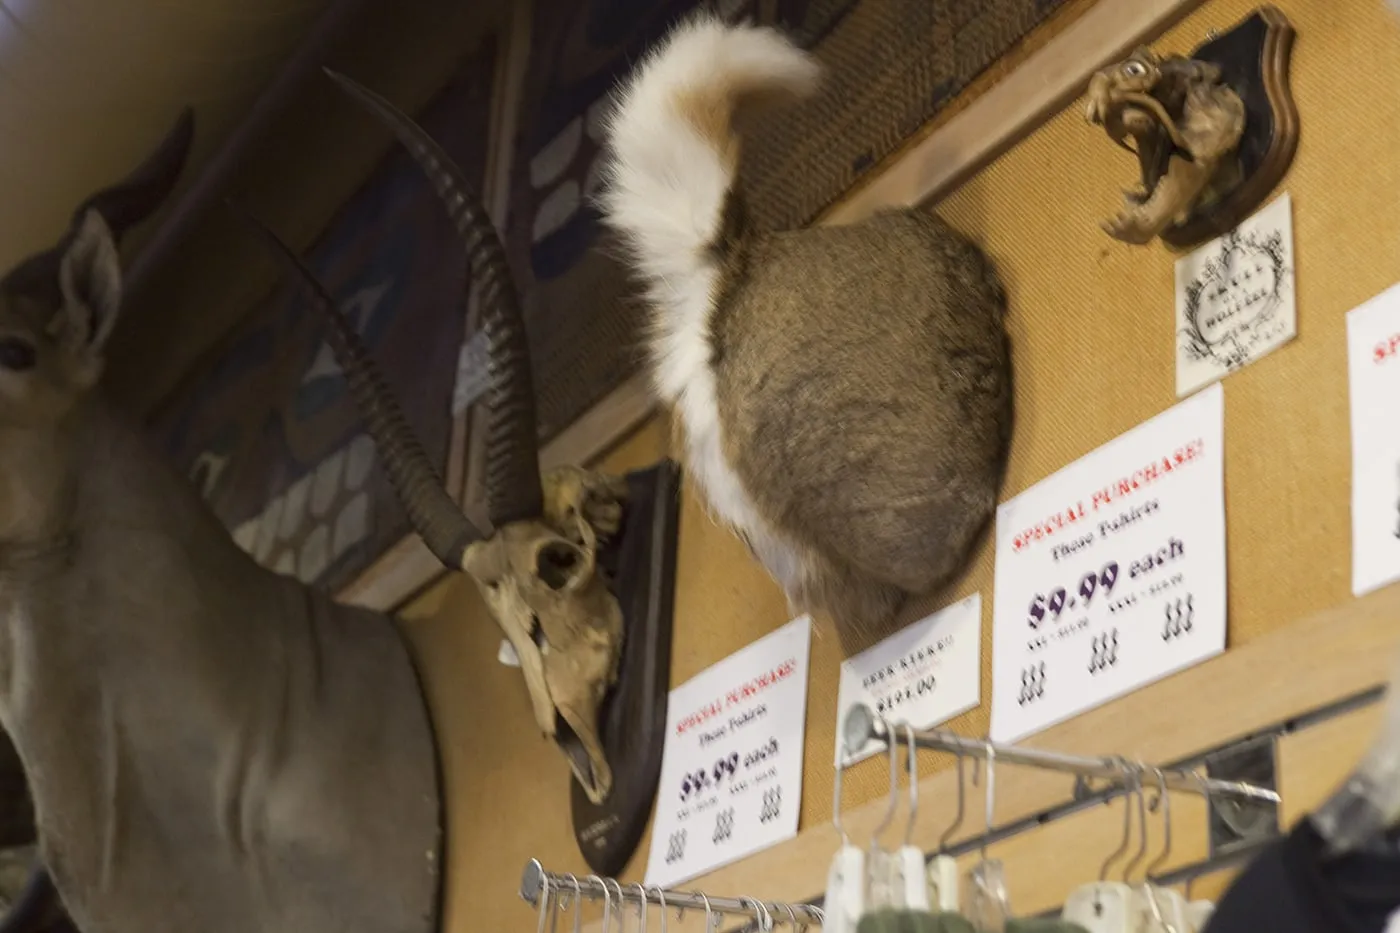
[401,0,1400,926]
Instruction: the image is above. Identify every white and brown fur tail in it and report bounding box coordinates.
[599,14,819,401]
[599,15,820,591]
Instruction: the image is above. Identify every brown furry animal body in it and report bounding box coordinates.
[601,15,1013,642]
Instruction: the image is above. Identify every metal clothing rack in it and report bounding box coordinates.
[520,859,824,931]
[841,703,1281,805]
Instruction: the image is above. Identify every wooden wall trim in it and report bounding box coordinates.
[562,582,1400,930]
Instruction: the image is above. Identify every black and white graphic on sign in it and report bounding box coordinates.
[1179,227,1291,373]
[1161,594,1195,642]
[712,807,735,844]
[665,830,687,865]
[1087,628,1119,674]
[1018,662,1046,706]
[759,787,783,824]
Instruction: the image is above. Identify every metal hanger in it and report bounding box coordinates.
[928,744,965,912]
[1139,767,1192,933]
[826,737,867,933]
[698,893,716,933]
[589,875,612,933]
[632,883,649,933]
[894,722,933,910]
[605,880,626,933]
[1062,758,1143,933]
[967,741,1010,932]
[650,885,669,933]
[741,896,773,933]
[563,875,584,933]
[535,868,555,933]
[1314,644,1400,856]
[866,717,904,910]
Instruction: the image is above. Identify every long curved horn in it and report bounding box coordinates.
[3,107,195,305]
[228,203,484,568]
[323,68,544,528]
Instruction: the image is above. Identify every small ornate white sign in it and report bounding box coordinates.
[643,615,811,888]
[1347,282,1400,597]
[833,594,983,768]
[1175,192,1296,397]
[990,384,1227,743]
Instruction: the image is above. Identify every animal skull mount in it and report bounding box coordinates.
[1086,5,1298,249]
[236,69,683,876]
[464,465,631,803]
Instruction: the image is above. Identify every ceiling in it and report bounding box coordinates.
[0,0,510,415]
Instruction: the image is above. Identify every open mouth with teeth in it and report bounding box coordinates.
[555,712,609,803]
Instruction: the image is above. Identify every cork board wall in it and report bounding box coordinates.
[398,0,1400,927]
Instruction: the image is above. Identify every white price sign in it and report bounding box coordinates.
[1347,283,1400,597]
[834,594,982,768]
[643,615,812,888]
[990,384,1227,743]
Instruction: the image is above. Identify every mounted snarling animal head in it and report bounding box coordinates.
[0,110,194,534]
[233,72,630,803]
[599,15,1014,647]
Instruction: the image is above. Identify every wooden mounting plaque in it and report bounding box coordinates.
[1161,5,1299,249]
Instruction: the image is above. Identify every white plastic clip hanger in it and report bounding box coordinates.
[895,723,932,910]
[1062,759,1145,933]
[865,721,904,911]
[826,738,866,933]
[928,743,966,912]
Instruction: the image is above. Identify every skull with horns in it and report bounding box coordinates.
[237,72,631,804]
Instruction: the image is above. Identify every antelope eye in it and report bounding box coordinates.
[0,337,36,371]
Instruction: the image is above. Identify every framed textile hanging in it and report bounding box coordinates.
[150,37,500,601]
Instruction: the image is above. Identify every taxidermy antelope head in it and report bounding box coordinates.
[236,70,633,805]
[0,112,442,933]
[599,15,1015,644]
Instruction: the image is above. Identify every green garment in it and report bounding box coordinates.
[1005,920,1092,933]
[854,908,976,933]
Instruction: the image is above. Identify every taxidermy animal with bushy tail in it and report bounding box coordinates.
[599,14,1014,643]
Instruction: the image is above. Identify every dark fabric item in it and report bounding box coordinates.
[1204,819,1400,933]
[504,0,1080,445]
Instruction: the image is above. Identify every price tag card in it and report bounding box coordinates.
[833,593,983,768]
[990,384,1227,743]
[1174,192,1296,397]
[1347,283,1400,597]
[643,615,812,888]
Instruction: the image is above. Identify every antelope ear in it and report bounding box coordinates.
[56,210,123,356]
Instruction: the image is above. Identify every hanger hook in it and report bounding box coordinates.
[979,739,997,863]
[833,738,850,847]
[563,875,583,933]
[1099,756,1135,881]
[1121,762,1150,883]
[1145,767,1173,882]
[743,897,773,932]
[589,876,611,933]
[535,870,554,933]
[868,714,901,853]
[698,893,715,933]
[631,883,648,933]
[780,902,801,932]
[939,744,967,853]
[605,880,626,932]
[903,723,920,845]
[650,886,668,933]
